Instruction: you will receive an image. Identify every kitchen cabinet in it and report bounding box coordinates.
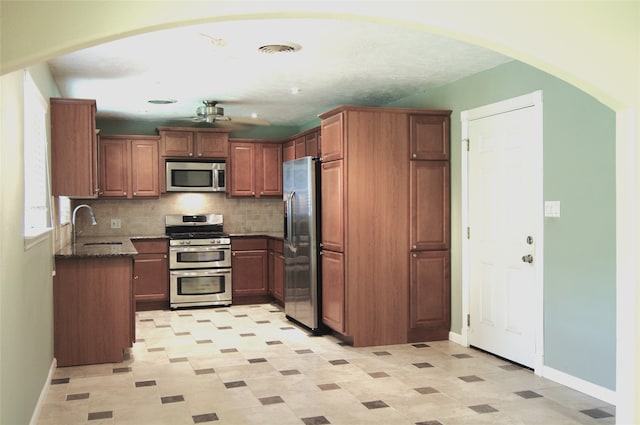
[283,140,295,162]
[268,238,285,304]
[283,127,321,162]
[157,127,230,158]
[99,135,160,198]
[321,249,345,333]
[318,105,451,347]
[51,98,98,198]
[229,140,282,197]
[408,250,450,341]
[410,114,450,160]
[132,238,169,310]
[408,113,451,342]
[231,237,269,303]
[54,256,134,366]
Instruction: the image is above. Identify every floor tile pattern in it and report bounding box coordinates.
[38,304,615,424]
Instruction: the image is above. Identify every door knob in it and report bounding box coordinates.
[522,255,534,264]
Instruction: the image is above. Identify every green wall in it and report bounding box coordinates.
[0,63,60,424]
[387,60,616,390]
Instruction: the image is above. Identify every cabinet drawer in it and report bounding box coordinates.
[232,237,267,251]
[132,239,168,254]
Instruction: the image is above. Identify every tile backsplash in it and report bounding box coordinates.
[69,193,283,238]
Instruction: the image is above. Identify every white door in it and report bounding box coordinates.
[465,92,542,369]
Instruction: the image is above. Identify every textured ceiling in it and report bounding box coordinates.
[47,18,512,128]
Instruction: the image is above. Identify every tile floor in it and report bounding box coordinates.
[38,304,615,425]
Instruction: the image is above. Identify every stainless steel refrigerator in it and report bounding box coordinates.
[283,156,321,332]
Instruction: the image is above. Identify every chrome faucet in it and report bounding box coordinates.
[72,204,97,245]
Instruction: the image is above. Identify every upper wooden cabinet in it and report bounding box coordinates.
[410,114,450,160]
[320,113,344,162]
[99,135,159,198]
[51,98,98,198]
[157,127,230,158]
[229,140,282,198]
[282,127,321,162]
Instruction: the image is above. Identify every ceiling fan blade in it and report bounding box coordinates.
[227,116,271,126]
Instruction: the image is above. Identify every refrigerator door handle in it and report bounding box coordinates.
[286,191,297,253]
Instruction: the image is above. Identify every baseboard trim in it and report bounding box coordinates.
[448,331,465,346]
[29,357,56,425]
[542,365,617,405]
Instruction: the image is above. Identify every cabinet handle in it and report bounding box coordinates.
[123,192,127,196]
[412,245,417,249]
[133,192,137,196]
[260,191,264,195]
[134,275,139,280]
[163,254,167,259]
[413,254,417,258]
[319,251,323,256]
[252,192,255,196]
[412,153,417,158]
[189,152,193,156]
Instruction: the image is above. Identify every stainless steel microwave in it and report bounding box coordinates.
[166,160,226,192]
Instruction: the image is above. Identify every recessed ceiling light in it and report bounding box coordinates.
[258,43,302,54]
[147,99,177,105]
[289,87,300,95]
[251,112,258,119]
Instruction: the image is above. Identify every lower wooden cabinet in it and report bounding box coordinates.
[321,249,345,334]
[408,250,450,342]
[268,239,285,304]
[54,256,134,366]
[132,239,169,310]
[231,238,269,303]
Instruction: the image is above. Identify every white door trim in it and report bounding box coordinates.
[460,90,544,375]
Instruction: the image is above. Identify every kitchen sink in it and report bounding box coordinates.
[83,242,123,246]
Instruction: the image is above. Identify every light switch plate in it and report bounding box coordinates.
[111,218,121,229]
[544,201,561,218]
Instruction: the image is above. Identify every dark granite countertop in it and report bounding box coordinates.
[229,232,284,240]
[55,235,167,259]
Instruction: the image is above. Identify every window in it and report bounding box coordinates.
[23,70,52,248]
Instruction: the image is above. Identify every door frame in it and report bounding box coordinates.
[460,90,544,374]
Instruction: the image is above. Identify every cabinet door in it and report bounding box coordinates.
[294,136,306,158]
[283,140,295,162]
[305,131,319,157]
[410,161,450,250]
[99,138,129,197]
[161,131,193,157]
[410,114,450,160]
[229,143,256,196]
[321,160,344,252]
[133,253,169,302]
[321,250,345,333]
[195,132,228,158]
[131,139,159,197]
[320,112,344,162]
[51,98,98,198]
[231,250,268,296]
[408,250,450,342]
[259,143,282,197]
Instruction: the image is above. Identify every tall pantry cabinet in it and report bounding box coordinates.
[318,106,451,347]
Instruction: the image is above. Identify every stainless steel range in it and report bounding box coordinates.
[165,214,232,309]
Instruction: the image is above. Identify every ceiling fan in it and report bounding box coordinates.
[192,100,270,126]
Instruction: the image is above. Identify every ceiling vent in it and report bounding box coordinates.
[258,43,301,54]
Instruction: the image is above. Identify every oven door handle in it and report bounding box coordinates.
[170,245,229,252]
[170,269,232,277]
[285,191,297,253]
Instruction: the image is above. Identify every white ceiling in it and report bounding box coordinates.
[47,18,512,128]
